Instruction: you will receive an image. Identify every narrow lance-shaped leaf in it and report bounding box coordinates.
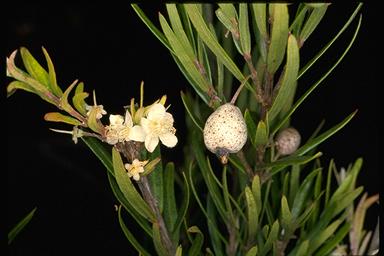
[294,110,358,156]
[42,47,63,96]
[185,4,255,95]
[239,3,251,54]
[245,186,258,243]
[245,246,258,256]
[299,5,328,46]
[163,162,178,239]
[281,195,293,231]
[7,50,58,105]
[44,112,82,126]
[255,120,268,147]
[20,47,50,89]
[166,4,195,57]
[72,82,88,116]
[314,222,351,256]
[291,168,320,218]
[112,148,155,222]
[147,146,164,213]
[159,13,211,102]
[7,81,36,97]
[267,4,289,75]
[172,172,190,236]
[152,223,169,256]
[8,207,37,244]
[268,34,300,123]
[251,3,268,40]
[244,109,257,146]
[188,226,204,256]
[259,220,280,256]
[117,206,151,256]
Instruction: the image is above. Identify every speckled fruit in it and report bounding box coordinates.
[203,103,247,163]
[275,127,301,156]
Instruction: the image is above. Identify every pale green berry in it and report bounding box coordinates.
[203,103,247,164]
[275,127,301,156]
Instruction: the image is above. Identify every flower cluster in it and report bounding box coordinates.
[105,103,178,153]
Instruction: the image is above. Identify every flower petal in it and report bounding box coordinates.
[109,114,124,126]
[147,103,166,120]
[145,135,159,153]
[124,110,133,127]
[140,117,151,134]
[133,173,141,181]
[128,125,146,142]
[159,132,178,148]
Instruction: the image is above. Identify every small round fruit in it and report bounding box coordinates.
[203,103,247,163]
[275,127,301,156]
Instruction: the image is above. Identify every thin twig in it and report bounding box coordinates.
[236,150,253,180]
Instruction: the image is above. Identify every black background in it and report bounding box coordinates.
[7,3,380,255]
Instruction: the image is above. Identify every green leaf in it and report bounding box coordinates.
[268,34,300,123]
[107,172,152,237]
[299,5,328,46]
[141,157,161,177]
[251,175,262,214]
[280,195,293,231]
[117,206,151,256]
[239,3,251,54]
[268,152,323,175]
[152,223,169,256]
[244,109,257,146]
[309,219,344,254]
[187,226,204,256]
[44,112,82,126]
[72,82,88,116]
[180,91,204,131]
[189,163,228,246]
[267,4,289,75]
[290,4,309,37]
[147,146,164,213]
[218,3,237,23]
[294,111,357,156]
[175,245,183,256]
[8,207,37,244]
[251,4,267,40]
[314,222,350,256]
[245,186,259,243]
[255,120,268,147]
[330,158,362,205]
[222,166,234,220]
[112,148,155,222]
[163,162,178,238]
[172,172,190,236]
[207,195,225,255]
[42,47,63,96]
[159,13,210,99]
[7,50,58,105]
[60,80,83,120]
[245,246,258,256]
[81,137,114,176]
[259,220,280,256]
[295,240,309,256]
[131,4,173,53]
[272,13,362,136]
[166,4,195,57]
[185,4,255,94]
[298,3,362,79]
[7,80,37,97]
[20,47,50,89]
[291,168,320,219]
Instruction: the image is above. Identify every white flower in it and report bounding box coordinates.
[125,159,149,181]
[140,103,177,153]
[105,111,146,145]
[86,104,107,119]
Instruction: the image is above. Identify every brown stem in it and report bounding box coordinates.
[116,142,175,255]
[236,150,253,180]
[226,224,238,256]
[138,177,175,255]
[244,53,264,105]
